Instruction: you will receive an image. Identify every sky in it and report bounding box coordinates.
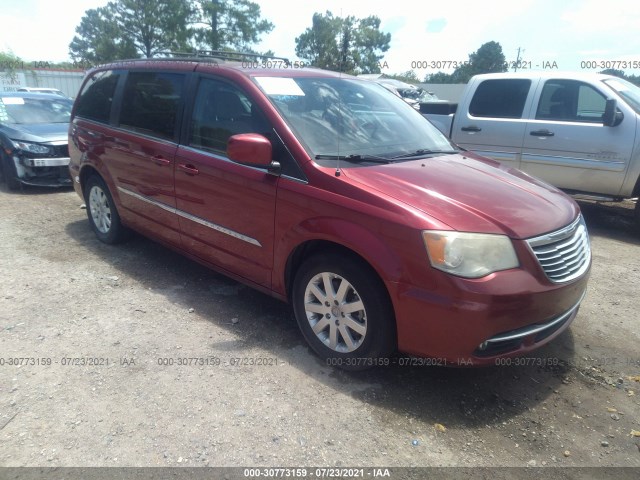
[1,0,640,78]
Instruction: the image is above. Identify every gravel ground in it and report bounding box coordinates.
[0,184,639,473]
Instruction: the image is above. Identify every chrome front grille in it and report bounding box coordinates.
[526,215,591,283]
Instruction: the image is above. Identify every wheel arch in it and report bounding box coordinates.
[79,163,120,203]
[79,164,100,197]
[285,241,367,300]
[286,239,399,362]
[278,215,409,299]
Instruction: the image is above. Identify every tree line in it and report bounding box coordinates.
[2,1,639,85]
[67,1,390,75]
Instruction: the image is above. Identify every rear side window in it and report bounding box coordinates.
[119,71,186,141]
[75,70,120,123]
[469,79,531,118]
[536,80,607,123]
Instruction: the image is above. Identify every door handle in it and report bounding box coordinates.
[178,163,199,175]
[85,130,102,139]
[152,156,171,166]
[530,129,555,137]
[461,126,482,132]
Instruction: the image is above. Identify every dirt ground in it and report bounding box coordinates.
[0,183,639,473]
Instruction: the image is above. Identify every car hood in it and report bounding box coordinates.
[1,123,68,143]
[342,153,579,239]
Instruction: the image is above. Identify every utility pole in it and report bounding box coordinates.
[514,47,523,72]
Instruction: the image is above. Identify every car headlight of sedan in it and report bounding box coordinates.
[422,231,519,278]
[11,140,52,155]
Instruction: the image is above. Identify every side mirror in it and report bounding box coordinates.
[603,98,624,127]
[227,133,279,172]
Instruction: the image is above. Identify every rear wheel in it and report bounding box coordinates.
[1,153,21,191]
[292,253,396,370]
[84,175,129,244]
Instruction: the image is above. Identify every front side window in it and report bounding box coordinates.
[75,70,120,123]
[469,79,531,118]
[536,80,606,123]
[189,77,270,153]
[119,71,185,140]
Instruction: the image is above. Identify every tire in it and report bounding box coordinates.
[292,253,396,370]
[1,153,22,191]
[84,175,129,244]
[634,198,640,235]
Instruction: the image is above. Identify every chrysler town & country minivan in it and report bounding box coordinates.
[68,53,591,369]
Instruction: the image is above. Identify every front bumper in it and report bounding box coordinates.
[389,264,590,366]
[473,288,585,358]
[10,154,72,187]
[22,157,70,168]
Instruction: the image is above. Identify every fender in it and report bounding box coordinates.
[272,216,405,297]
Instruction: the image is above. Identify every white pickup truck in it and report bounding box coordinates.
[422,72,640,230]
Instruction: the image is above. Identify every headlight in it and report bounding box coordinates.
[11,140,52,155]
[422,231,519,278]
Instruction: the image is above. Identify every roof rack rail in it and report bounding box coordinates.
[102,51,293,67]
[158,50,291,65]
[100,56,219,66]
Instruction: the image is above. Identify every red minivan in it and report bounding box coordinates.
[68,54,591,369]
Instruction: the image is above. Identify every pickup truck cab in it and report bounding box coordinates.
[424,72,640,230]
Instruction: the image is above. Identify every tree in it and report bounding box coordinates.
[69,0,191,64]
[467,41,507,76]
[191,0,273,51]
[424,71,454,84]
[600,68,626,78]
[69,4,137,64]
[70,0,193,63]
[295,11,390,74]
[385,70,420,84]
[113,0,193,57]
[294,12,342,72]
[423,41,507,84]
[600,68,640,86]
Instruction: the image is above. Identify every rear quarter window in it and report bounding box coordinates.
[75,70,120,123]
[469,79,531,118]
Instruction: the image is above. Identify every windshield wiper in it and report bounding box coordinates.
[315,154,391,164]
[390,149,459,159]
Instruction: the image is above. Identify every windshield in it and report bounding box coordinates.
[254,76,455,161]
[602,77,640,114]
[0,96,72,124]
[417,90,439,102]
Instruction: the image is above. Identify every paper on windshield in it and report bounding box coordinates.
[255,77,305,96]
[2,97,25,105]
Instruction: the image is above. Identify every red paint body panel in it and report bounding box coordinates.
[173,145,277,287]
[342,152,580,239]
[68,60,591,363]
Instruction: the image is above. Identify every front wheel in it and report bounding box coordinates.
[634,198,640,235]
[292,253,396,370]
[84,175,130,244]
